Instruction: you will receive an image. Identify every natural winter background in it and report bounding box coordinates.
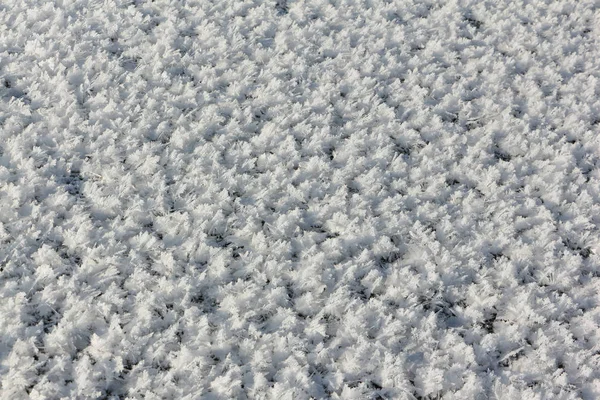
[1,0,600,399]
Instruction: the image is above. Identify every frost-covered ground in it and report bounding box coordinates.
[1,0,600,399]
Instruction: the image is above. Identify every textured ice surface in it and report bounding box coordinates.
[1,0,600,399]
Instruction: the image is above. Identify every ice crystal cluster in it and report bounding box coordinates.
[1,0,600,399]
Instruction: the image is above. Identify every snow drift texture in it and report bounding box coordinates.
[1,0,600,399]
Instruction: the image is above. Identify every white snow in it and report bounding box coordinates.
[1,0,600,399]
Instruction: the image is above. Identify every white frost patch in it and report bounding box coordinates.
[1,0,600,399]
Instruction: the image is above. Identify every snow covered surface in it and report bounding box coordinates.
[1,0,600,398]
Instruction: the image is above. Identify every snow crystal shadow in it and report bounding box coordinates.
[1,77,31,104]
[59,169,85,199]
[275,0,288,15]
